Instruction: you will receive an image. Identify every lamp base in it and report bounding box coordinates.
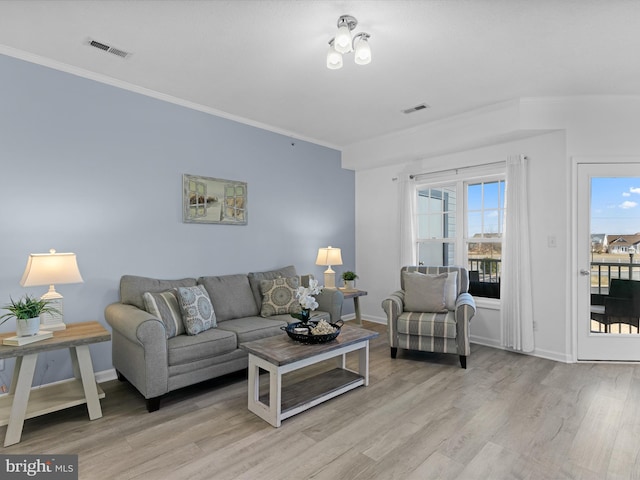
[40,294,66,331]
[323,271,337,289]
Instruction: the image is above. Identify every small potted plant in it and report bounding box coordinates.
[341,271,358,290]
[0,295,60,337]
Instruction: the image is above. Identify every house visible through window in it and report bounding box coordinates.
[415,174,505,299]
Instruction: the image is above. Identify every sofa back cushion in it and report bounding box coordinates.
[198,274,259,322]
[248,265,298,309]
[120,275,197,310]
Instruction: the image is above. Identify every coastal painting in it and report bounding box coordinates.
[183,174,247,225]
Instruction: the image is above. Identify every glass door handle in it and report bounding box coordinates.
[580,269,591,276]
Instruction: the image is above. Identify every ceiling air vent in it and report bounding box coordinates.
[88,39,131,59]
[402,103,430,114]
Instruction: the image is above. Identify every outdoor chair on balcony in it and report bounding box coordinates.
[382,266,476,368]
[591,279,640,333]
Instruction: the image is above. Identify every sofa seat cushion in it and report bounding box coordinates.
[168,328,237,366]
[397,311,457,339]
[198,274,259,321]
[217,316,287,344]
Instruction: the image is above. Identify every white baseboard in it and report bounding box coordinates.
[470,334,571,363]
[95,368,118,384]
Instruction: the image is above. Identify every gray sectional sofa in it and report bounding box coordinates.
[104,265,343,412]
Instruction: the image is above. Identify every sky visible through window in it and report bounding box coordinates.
[591,177,640,234]
[467,180,504,237]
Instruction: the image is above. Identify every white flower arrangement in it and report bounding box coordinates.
[295,278,322,311]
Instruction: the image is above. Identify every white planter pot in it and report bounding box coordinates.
[16,317,40,337]
[344,280,355,290]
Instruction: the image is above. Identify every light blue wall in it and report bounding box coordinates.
[0,54,355,386]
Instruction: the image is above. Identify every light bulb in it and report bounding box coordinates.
[326,44,343,69]
[354,35,371,65]
[334,23,353,54]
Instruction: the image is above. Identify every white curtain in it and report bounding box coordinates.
[398,174,416,268]
[500,155,535,352]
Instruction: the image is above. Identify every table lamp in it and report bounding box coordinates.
[19,249,84,330]
[315,246,343,288]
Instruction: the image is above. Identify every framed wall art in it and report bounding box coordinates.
[183,174,247,225]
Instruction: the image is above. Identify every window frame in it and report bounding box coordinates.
[413,166,505,305]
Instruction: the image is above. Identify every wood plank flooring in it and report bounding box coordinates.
[2,321,640,479]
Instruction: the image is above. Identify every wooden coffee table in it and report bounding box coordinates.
[240,325,378,427]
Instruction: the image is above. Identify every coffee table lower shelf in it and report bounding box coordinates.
[259,368,363,417]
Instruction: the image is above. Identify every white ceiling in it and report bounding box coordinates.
[1,0,639,150]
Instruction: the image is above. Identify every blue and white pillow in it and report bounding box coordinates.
[176,285,216,335]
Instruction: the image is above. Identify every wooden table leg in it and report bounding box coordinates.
[73,345,102,420]
[358,341,370,386]
[353,296,363,326]
[4,353,38,447]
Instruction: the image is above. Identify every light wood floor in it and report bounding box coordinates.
[3,321,640,479]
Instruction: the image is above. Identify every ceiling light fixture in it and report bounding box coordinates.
[326,15,371,69]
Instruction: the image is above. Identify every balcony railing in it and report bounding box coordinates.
[590,261,640,294]
[468,258,501,283]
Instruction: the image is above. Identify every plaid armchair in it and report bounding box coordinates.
[382,266,476,368]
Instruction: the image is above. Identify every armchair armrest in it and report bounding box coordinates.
[455,292,476,318]
[382,290,405,348]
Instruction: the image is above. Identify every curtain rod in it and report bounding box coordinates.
[409,160,509,180]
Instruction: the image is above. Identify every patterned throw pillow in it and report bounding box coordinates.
[176,285,216,335]
[259,276,299,317]
[143,290,185,338]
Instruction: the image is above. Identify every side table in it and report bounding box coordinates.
[0,321,110,447]
[338,288,368,326]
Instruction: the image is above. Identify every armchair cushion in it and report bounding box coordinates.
[177,285,216,335]
[402,271,448,313]
[259,276,300,317]
[143,290,185,338]
[398,311,458,339]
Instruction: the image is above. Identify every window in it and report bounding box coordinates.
[415,173,505,299]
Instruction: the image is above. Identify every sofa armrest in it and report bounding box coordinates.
[382,290,405,348]
[315,288,344,323]
[104,302,170,399]
[104,303,167,345]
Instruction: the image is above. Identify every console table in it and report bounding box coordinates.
[0,321,110,446]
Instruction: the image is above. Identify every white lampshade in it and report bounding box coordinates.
[354,36,371,65]
[315,246,343,267]
[20,249,83,331]
[20,249,83,287]
[334,24,353,54]
[326,44,343,70]
[315,246,343,288]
